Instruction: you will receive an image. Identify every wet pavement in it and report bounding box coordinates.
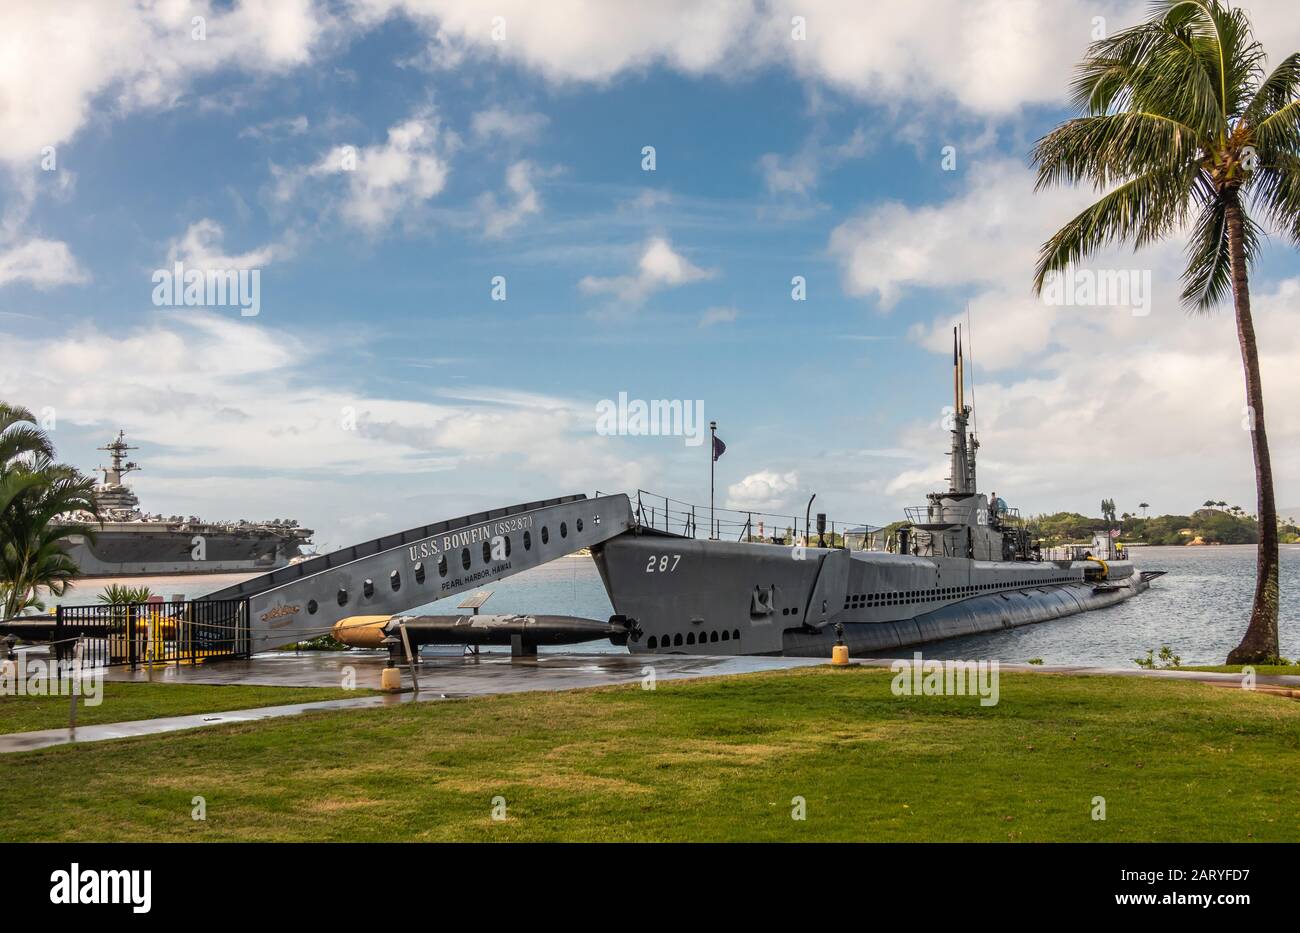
[2,650,1294,755]
[98,649,825,692]
[0,651,823,753]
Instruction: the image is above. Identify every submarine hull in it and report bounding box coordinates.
[594,534,1151,658]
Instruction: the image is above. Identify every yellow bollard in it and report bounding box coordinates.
[380,666,402,691]
[831,644,850,666]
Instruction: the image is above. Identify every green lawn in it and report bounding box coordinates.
[1178,664,1300,676]
[0,682,373,735]
[0,667,1296,842]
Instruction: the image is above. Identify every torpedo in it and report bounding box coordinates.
[331,613,639,654]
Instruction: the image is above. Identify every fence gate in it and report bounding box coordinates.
[54,599,250,669]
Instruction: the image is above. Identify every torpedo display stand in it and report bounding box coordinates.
[460,591,491,658]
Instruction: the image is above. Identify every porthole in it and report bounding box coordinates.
[307,599,318,615]
[523,530,532,550]
[390,570,401,591]
[414,561,426,583]
[437,555,447,578]
[576,518,584,533]
[721,630,730,641]
[541,526,550,545]
[686,632,695,645]
[710,631,718,643]
[482,541,492,564]
[363,579,374,598]
[560,521,568,538]
[648,635,658,649]
[461,548,471,571]
[337,588,348,606]
[504,535,511,557]
[673,633,683,647]
[732,629,740,640]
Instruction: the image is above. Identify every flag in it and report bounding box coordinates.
[712,434,726,462]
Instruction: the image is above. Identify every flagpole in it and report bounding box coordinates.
[709,420,717,540]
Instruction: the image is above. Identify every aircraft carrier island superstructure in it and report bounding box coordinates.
[58,432,314,576]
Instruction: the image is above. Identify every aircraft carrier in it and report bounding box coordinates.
[57,432,313,576]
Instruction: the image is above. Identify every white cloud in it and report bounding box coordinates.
[470,107,549,143]
[832,155,1300,516]
[0,237,88,289]
[580,236,715,306]
[828,159,1094,309]
[166,219,283,270]
[699,306,738,327]
[476,160,542,238]
[758,126,869,197]
[0,313,655,544]
[239,114,310,140]
[291,109,456,231]
[345,0,1300,117]
[0,0,331,165]
[726,469,800,512]
[7,0,1300,175]
[883,277,1300,517]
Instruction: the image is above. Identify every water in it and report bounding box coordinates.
[56,547,1299,666]
[921,545,1300,666]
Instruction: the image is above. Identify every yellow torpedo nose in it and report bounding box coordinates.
[331,615,393,648]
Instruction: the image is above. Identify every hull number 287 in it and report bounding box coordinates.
[646,554,681,573]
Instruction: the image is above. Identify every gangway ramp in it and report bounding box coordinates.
[200,493,635,652]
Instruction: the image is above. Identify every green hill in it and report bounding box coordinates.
[1029,507,1299,546]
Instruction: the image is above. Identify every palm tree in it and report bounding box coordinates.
[0,405,99,618]
[1032,1,1298,663]
[0,403,54,520]
[1139,501,1150,517]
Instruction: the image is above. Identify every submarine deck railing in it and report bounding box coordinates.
[617,489,884,550]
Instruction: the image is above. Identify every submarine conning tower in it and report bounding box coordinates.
[925,323,983,533]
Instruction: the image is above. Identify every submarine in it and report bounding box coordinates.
[593,328,1163,657]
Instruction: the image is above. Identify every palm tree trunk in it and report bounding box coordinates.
[1224,189,1280,664]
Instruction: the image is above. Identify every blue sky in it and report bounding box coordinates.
[3,0,1299,547]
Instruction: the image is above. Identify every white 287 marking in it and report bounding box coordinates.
[645,554,681,573]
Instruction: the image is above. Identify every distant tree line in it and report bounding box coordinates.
[1030,507,1300,547]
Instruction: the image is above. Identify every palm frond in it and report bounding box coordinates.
[1180,194,1262,310]
[1248,151,1300,245]
[1243,52,1300,126]
[1033,168,1197,292]
[1033,111,1202,191]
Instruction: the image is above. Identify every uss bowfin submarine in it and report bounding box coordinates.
[7,327,1159,660]
[594,326,1162,657]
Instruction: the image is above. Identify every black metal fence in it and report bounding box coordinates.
[53,599,250,669]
